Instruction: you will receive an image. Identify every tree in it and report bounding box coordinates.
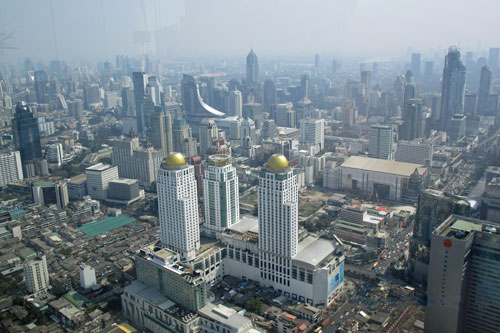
[244,297,262,315]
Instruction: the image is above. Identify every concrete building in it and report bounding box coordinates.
[323,156,427,202]
[202,155,239,238]
[149,111,173,158]
[107,179,143,204]
[228,89,243,117]
[24,255,50,294]
[0,151,23,186]
[85,163,119,200]
[32,180,69,210]
[425,215,500,333]
[198,119,219,156]
[79,264,97,289]
[66,174,87,200]
[157,153,200,261]
[300,118,325,150]
[276,103,296,128]
[481,177,500,223]
[368,125,393,160]
[46,143,64,167]
[395,141,433,165]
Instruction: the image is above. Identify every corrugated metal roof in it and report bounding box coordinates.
[341,156,426,177]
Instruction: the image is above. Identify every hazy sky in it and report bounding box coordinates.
[1,0,500,64]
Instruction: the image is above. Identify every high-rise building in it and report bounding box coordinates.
[68,99,83,120]
[424,61,434,81]
[477,65,492,116]
[275,103,296,128]
[157,153,200,260]
[46,143,64,166]
[240,118,256,146]
[149,111,173,158]
[0,151,23,186]
[79,264,97,289]
[32,180,69,210]
[258,154,298,289]
[368,125,393,160]
[314,53,320,68]
[300,118,325,150]
[83,83,100,109]
[464,93,477,115]
[85,163,119,200]
[488,47,499,69]
[198,119,219,156]
[202,155,239,237]
[132,72,148,133]
[400,99,423,141]
[341,100,355,127]
[411,53,421,79]
[440,47,466,132]
[448,114,467,142]
[12,102,42,170]
[172,118,197,158]
[34,70,49,104]
[121,87,136,117]
[263,79,277,113]
[24,255,50,294]
[246,49,259,84]
[395,141,432,166]
[181,74,224,132]
[425,215,500,333]
[111,136,162,188]
[228,89,242,117]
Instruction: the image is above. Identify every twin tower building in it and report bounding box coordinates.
[156,152,344,307]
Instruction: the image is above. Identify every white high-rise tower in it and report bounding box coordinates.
[258,154,298,289]
[228,89,243,117]
[157,152,200,260]
[203,155,239,238]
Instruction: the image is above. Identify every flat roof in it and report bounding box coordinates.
[126,281,176,310]
[293,235,339,268]
[198,303,250,329]
[228,215,259,234]
[68,173,86,183]
[450,219,482,233]
[110,178,137,185]
[86,163,114,172]
[77,215,136,236]
[341,156,426,177]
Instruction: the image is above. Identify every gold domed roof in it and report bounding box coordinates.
[165,152,186,166]
[267,154,289,169]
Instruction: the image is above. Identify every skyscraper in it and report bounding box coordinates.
[425,215,500,333]
[424,61,434,81]
[157,153,200,260]
[85,163,119,200]
[0,151,23,186]
[314,53,320,68]
[368,125,393,160]
[149,111,173,158]
[228,89,243,117]
[440,47,466,132]
[181,74,224,132]
[488,47,499,69]
[172,118,197,158]
[121,87,136,117]
[400,98,423,140]
[411,53,421,79]
[258,154,298,289]
[12,102,42,170]
[300,118,325,150]
[263,79,277,113]
[477,65,492,116]
[34,70,49,104]
[132,72,148,133]
[275,103,296,128]
[240,118,256,146]
[202,155,239,237]
[246,49,259,84]
[198,119,219,156]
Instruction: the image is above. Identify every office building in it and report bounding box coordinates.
[46,143,64,166]
[425,215,500,333]
[34,70,49,103]
[488,47,499,69]
[32,180,69,210]
[121,87,136,117]
[424,61,433,81]
[300,118,325,150]
[240,117,256,146]
[477,66,492,116]
[198,119,219,156]
[411,53,421,79]
[79,264,97,289]
[440,47,466,132]
[107,179,143,204]
[181,74,224,132]
[67,174,87,200]
[228,89,242,117]
[275,103,296,128]
[202,155,239,237]
[464,93,477,115]
[149,111,173,158]
[157,153,200,261]
[448,114,466,142]
[246,49,259,84]
[481,177,500,223]
[83,83,100,109]
[400,99,423,141]
[395,141,432,166]
[133,72,148,133]
[341,100,355,127]
[68,99,83,120]
[0,151,23,186]
[324,156,427,202]
[85,163,119,200]
[24,255,50,294]
[263,79,277,112]
[368,125,393,160]
[111,136,162,188]
[12,102,42,170]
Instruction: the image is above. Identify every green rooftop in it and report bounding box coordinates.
[451,219,482,233]
[77,215,136,236]
[62,291,88,308]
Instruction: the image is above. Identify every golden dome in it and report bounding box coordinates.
[267,154,289,169]
[165,152,186,166]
